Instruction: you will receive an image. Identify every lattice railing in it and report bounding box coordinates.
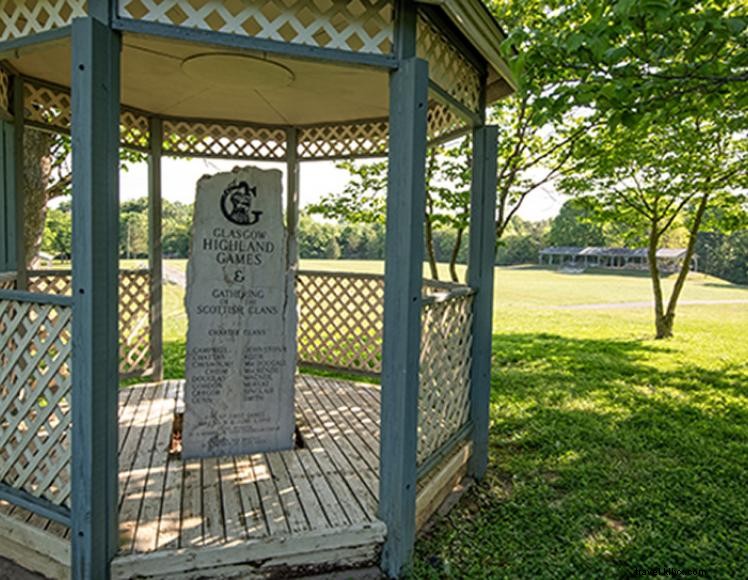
[118,270,152,377]
[0,272,15,290]
[0,0,86,42]
[117,0,395,55]
[298,119,388,159]
[417,289,475,466]
[0,68,9,114]
[0,295,72,509]
[297,270,384,374]
[417,10,482,114]
[162,118,287,160]
[27,269,153,378]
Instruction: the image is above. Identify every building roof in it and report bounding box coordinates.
[539,246,691,259]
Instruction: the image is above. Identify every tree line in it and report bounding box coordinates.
[42,196,748,287]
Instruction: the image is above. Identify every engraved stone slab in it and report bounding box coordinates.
[183,166,296,458]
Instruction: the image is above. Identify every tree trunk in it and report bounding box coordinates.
[23,130,55,268]
[424,201,439,280]
[449,227,464,282]
[662,193,710,337]
[424,148,439,280]
[647,222,669,339]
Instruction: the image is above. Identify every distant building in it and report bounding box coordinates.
[539,246,698,273]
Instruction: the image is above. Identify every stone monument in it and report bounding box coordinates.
[183,166,296,458]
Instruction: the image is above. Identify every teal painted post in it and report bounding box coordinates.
[0,119,12,272]
[378,57,429,578]
[148,116,164,380]
[285,127,299,269]
[70,15,121,580]
[12,75,26,288]
[466,125,499,480]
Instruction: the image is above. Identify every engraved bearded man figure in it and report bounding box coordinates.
[221,181,261,225]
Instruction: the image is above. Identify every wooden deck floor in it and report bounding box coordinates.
[118,376,381,552]
[113,375,385,577]
[0,374,471,579]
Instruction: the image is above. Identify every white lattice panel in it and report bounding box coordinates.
[418,291,474,465]
[23,79,155,151]
[23,80,71,131]
[297,271,384,374]
[163,118,286,160]
[0,272,15,290]
[0,298,72,507]
[0,0,86,42]
[118,270,152,377]
[121,108,151,151]
[118,0,394,54]
[0,68,9,114]
[27,270,153,378]
[417,12,482,113]
[26,271,72,296]
[427,100,466,142]
[298,119,388,159]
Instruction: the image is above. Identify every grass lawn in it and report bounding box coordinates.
[159,260,748,577]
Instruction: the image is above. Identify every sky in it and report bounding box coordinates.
[119,157,565,222]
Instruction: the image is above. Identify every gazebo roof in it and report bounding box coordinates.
[1,1,514,136]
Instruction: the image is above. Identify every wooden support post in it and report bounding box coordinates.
[467,125,499,480]
[0,115,15,272]
[12,75,26,289]
[378,57,429,578]
[148,116,163,380]
[70,15,121,580]
[285,127,299,269]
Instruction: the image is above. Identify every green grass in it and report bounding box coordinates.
[159,259,748,576]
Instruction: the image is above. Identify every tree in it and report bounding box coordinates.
[561,118,747,338]
[22,129,146,268]
[548,199,606,247]
[41,207,72,260]
[486,0,599,246]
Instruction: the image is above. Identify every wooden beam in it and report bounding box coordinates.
[0,119,11,271]
[466,125,499,480]
[378,53,429,578]
[0,509,70,580]
[148,116,163,381]
[70,15,121,580]
[285,127,299,269]
[12,75,26,289]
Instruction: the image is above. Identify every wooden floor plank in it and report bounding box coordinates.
[119,383,168,551]
[131,381,178,554]
[201,458,225,546]
[118,385,148,454]
[250,453,289,536]
[218,457,247,544]
[280,448,331,530]
[292,446,351,529]
[266,452,308,534]
[154,452,183,551]
[180,458,203,547]
[296,380,374,523]
[316,380,380,470]
[232,456,269,539]
[298,381,378,503]
[302,382,380,519]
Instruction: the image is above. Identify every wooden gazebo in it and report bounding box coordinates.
[0,1,515,578]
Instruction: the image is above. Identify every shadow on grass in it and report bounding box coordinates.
[413,332,748,578]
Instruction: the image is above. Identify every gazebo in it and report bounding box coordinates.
[0,2,515,578]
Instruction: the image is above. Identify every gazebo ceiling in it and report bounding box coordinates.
[7,33,389,126]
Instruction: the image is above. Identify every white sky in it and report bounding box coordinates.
[119,157,565,222]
